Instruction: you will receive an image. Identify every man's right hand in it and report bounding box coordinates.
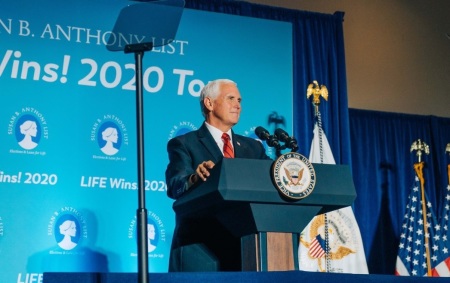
[192,160,215,183]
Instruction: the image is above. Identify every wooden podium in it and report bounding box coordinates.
[172,158,356,271]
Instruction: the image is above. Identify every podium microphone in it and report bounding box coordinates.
[274,128,299,152]
[255,126,280,148]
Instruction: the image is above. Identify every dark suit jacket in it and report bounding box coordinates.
[165,122,271,199]
[165,122,271,271]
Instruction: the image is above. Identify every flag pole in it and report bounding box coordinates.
[410,139,431,276]
[413,162,431,276]
[306,80,330,271]
[448,163,450,186]
[446,143,450,186]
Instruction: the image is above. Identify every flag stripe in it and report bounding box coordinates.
[395,256,410,276]
[309,238,325,258]
[432,257,450,277]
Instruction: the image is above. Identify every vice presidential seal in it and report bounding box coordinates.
[272,152,316,199]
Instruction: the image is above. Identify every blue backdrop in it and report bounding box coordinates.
[0,1,293,282]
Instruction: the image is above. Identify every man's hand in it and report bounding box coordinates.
[191,160,215,183]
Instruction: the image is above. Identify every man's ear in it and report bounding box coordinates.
[204,97,214,111]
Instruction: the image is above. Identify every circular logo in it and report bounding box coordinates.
[54,214,81,250]
[128,210,166,255]
[48,207,88,251]
[8,107,49,154]
[97,121,122,156]
[90,114,129,160]
[15,114,41,150]
[272,152,316,199]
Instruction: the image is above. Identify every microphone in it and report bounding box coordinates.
[255,126,280,148]
[274,128,299,152]
[255,126,270,140]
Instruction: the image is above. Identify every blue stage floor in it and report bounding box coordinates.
[44,271,449,283]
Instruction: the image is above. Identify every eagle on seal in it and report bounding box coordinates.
[283,167,304,186]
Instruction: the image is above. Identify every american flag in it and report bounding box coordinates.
[309,234,326,258]
[432,184,450,276]
[395,176,449,276]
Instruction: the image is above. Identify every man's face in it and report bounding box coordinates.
[206,83,242,131]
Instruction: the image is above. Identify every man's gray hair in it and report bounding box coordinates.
[200,79,237,118]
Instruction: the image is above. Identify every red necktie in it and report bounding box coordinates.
[222,133,234,158]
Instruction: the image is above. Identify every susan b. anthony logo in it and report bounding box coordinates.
[7,107,49,155]
[128,210,166,258]
[47,207,87,253]
[272,152,316,199]
[91,114,128,161]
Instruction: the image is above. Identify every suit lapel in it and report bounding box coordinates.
[232,131,245,158]
[197,123,223,162]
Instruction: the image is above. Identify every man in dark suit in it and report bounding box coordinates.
[165,79,271,271]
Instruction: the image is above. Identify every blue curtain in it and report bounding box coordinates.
[184,0,351,164]
[349,109,450,274]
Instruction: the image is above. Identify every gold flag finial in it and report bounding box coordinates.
[410,139,430,163]
[306,80,328,114]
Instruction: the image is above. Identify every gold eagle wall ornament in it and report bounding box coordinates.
[307,80,328,114]
[306,80,328,106]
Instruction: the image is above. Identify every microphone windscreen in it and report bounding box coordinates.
[255,126,270,140]
[274,128,289,142]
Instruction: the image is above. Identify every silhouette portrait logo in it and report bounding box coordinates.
[16,117,40,150]
[128,210,166,256]
[8,108,49,154]
[98,122,122,156]
[48,207,88,252]
[91,114,129,159]
[56,217,79,250]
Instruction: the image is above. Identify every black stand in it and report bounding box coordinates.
[129,44,152,283]
[107,2,184,283]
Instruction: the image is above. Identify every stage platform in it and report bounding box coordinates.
[44,271,448,283]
